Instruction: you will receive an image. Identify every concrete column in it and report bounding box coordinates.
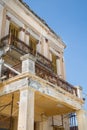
[19,27,25,42]
[0,4,4,38]
[60,56,66,80]
[76,109,87,130]
[43,38,49,58]
[5,15,11,35]
[0,58,4,77]
[25,31,30,46]
[56,57,62,78]
[37,41,41,53]
[62,57,66,80]
[18,88,35,130]
[41,37,44,55]
[21,53,36,74]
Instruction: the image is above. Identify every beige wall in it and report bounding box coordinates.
[76,110,87,130]
[35,115,70,130]
[0,3,4,39]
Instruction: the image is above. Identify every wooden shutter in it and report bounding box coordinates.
[9,23,19,46]
[29,36,37,55]
[52,53,57,73]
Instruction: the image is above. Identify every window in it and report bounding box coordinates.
[52,53,57,74]
[9,22,19,46]
[29,35,38,55]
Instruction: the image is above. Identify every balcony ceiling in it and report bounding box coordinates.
[0,91,75,120]
[3,48,22,66]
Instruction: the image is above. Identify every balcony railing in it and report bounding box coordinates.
[36,52,52,70]
[36,63,77,96]
[0,34,78,96]
[0,34,35,55]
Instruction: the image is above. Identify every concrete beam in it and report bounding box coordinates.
[0,77,28,96]
[0,73,83,110]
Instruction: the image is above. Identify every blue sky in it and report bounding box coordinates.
[23,0,87,110]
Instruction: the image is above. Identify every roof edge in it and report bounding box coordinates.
[18,0,66,48]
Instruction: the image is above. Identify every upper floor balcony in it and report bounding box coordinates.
[0,33,81,98]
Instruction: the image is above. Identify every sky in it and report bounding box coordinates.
[23,0,87,110]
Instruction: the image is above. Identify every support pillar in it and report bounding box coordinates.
[25,31,30,46]
[36,40,41,53]
[0,58,4,78]
[56,57,62,78]
[0,3,4,38]
[62,57,66,80]
[19,27,25,42]
[76,109,87,130]
[59,55,66,79]
[21,53,36,74]
[43,38,49,58]
[18,88,35,130]
[5,15,11,35]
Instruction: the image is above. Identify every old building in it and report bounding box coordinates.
[0,0,87,130]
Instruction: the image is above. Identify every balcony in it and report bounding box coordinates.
[0,34,77,97]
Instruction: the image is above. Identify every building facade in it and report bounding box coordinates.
[0,0,87,130]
